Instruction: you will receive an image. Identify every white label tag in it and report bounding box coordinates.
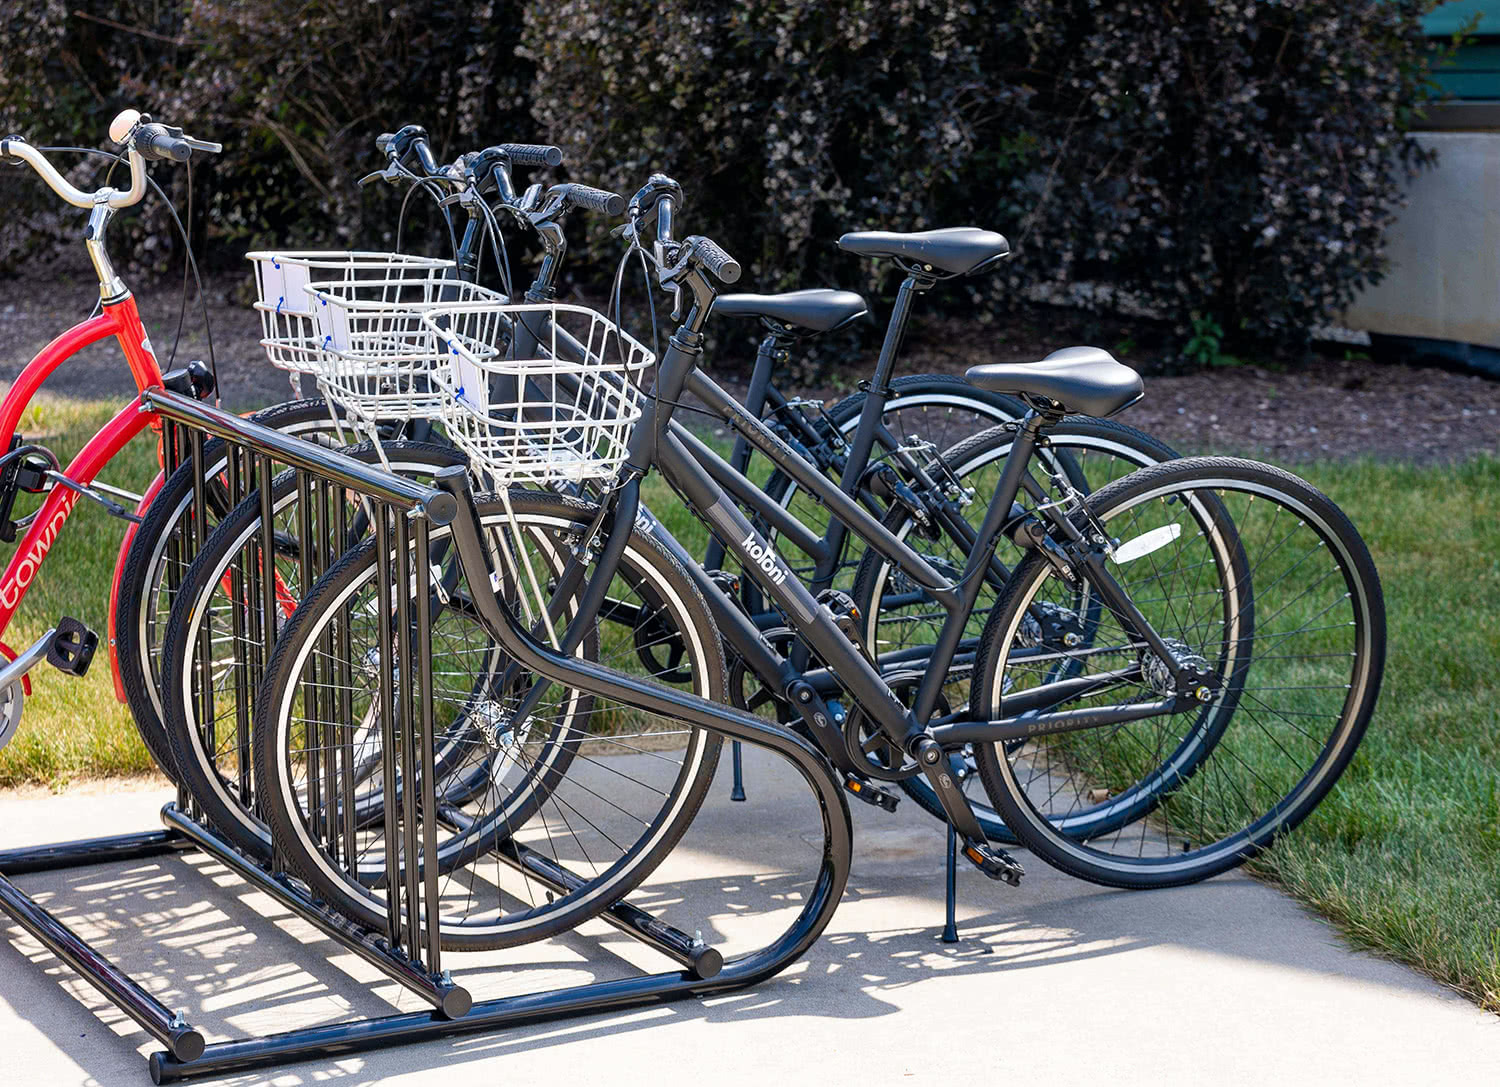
[1112,523,1182,564]
[261,260,315,316]
[312,296,351,351]
[281,262,313,315]
[450,350,487,409]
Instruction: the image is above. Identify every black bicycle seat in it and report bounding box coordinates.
[713,288,869,336]
[965,347,1144,417]
[837,227,1010,276]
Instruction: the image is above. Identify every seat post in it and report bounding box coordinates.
[743,330,791,427]
[834,273,930,498]
[868,274,930,396]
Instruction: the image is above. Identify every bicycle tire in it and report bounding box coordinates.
[254,490,726,949]
[972,457,1385,888]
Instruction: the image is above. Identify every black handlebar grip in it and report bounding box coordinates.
[689,236,741,284]
[500,143,564,168]
[409,136,441,178]
[137,124,191,163]
[559,183,627,217]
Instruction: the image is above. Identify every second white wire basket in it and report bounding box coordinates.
[422,302,654,487]
[248,251,455,380]
[306,276,505,424]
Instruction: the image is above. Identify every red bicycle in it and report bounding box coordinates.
[0,109,370,773]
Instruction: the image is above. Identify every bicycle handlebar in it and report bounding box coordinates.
[620,174,737,285]
[1,108,217,210]
[687,235,742,284]
[500,143,563,168]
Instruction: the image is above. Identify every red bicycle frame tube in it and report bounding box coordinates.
[0,294,165,651]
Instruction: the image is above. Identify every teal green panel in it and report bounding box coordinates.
[1430,39,1500,98]
[1424,1,1497,36]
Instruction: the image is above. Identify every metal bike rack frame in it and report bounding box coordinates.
[0,388,853,1084]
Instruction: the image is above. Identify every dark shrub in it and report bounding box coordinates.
[526,0,1445,359]
[2,0,1446,367]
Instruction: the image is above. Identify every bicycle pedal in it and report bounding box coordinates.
[844,776,900,813]
[961,838,1024,886]
[46,616,98,678]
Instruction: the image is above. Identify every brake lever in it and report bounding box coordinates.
[358,160,418,188]
[656,240,694,320]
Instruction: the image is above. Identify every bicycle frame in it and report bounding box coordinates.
[356,159,1187,810]
[510,279,1208,846]
[0,294,165,640]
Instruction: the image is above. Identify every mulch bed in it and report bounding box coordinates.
[4,271,1496,463]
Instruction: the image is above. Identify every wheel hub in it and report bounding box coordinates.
[1141,638,1212,699]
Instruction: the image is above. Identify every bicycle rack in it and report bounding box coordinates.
[0,388,853,1083]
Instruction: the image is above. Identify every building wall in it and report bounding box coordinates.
[1341,131,1500,349]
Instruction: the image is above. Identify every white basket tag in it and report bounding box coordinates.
[260,260,315,317]
[313,295,352,352]
[449,349,488,410]
[280,262,314,316]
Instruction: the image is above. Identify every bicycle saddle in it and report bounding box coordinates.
[713,288,869,336]
[965,346,1144,417]
[837,227,1010,276]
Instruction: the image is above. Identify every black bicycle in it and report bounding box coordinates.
[156,129,1183,855]
[248,197,1385,944]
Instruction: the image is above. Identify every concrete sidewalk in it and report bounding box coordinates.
[0,747,1495,1086]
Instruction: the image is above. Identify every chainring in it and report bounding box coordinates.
[842,679,947,782]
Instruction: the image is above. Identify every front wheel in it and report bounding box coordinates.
[972,457,1385,889]
[254,490,725,949]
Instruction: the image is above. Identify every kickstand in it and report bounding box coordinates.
[730,740,747,802]
[941,825,960,944]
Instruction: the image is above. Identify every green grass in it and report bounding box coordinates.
[1243,456,1500,1013]
[1,397,1498,1011]
[0,395,165,786]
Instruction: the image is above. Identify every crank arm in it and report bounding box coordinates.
[0,629,57,692]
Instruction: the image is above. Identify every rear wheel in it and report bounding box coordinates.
[972,457,1384,888]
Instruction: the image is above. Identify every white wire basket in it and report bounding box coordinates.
[304,276,507,424]
[248,251,455,379]
[423,302,654,487]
